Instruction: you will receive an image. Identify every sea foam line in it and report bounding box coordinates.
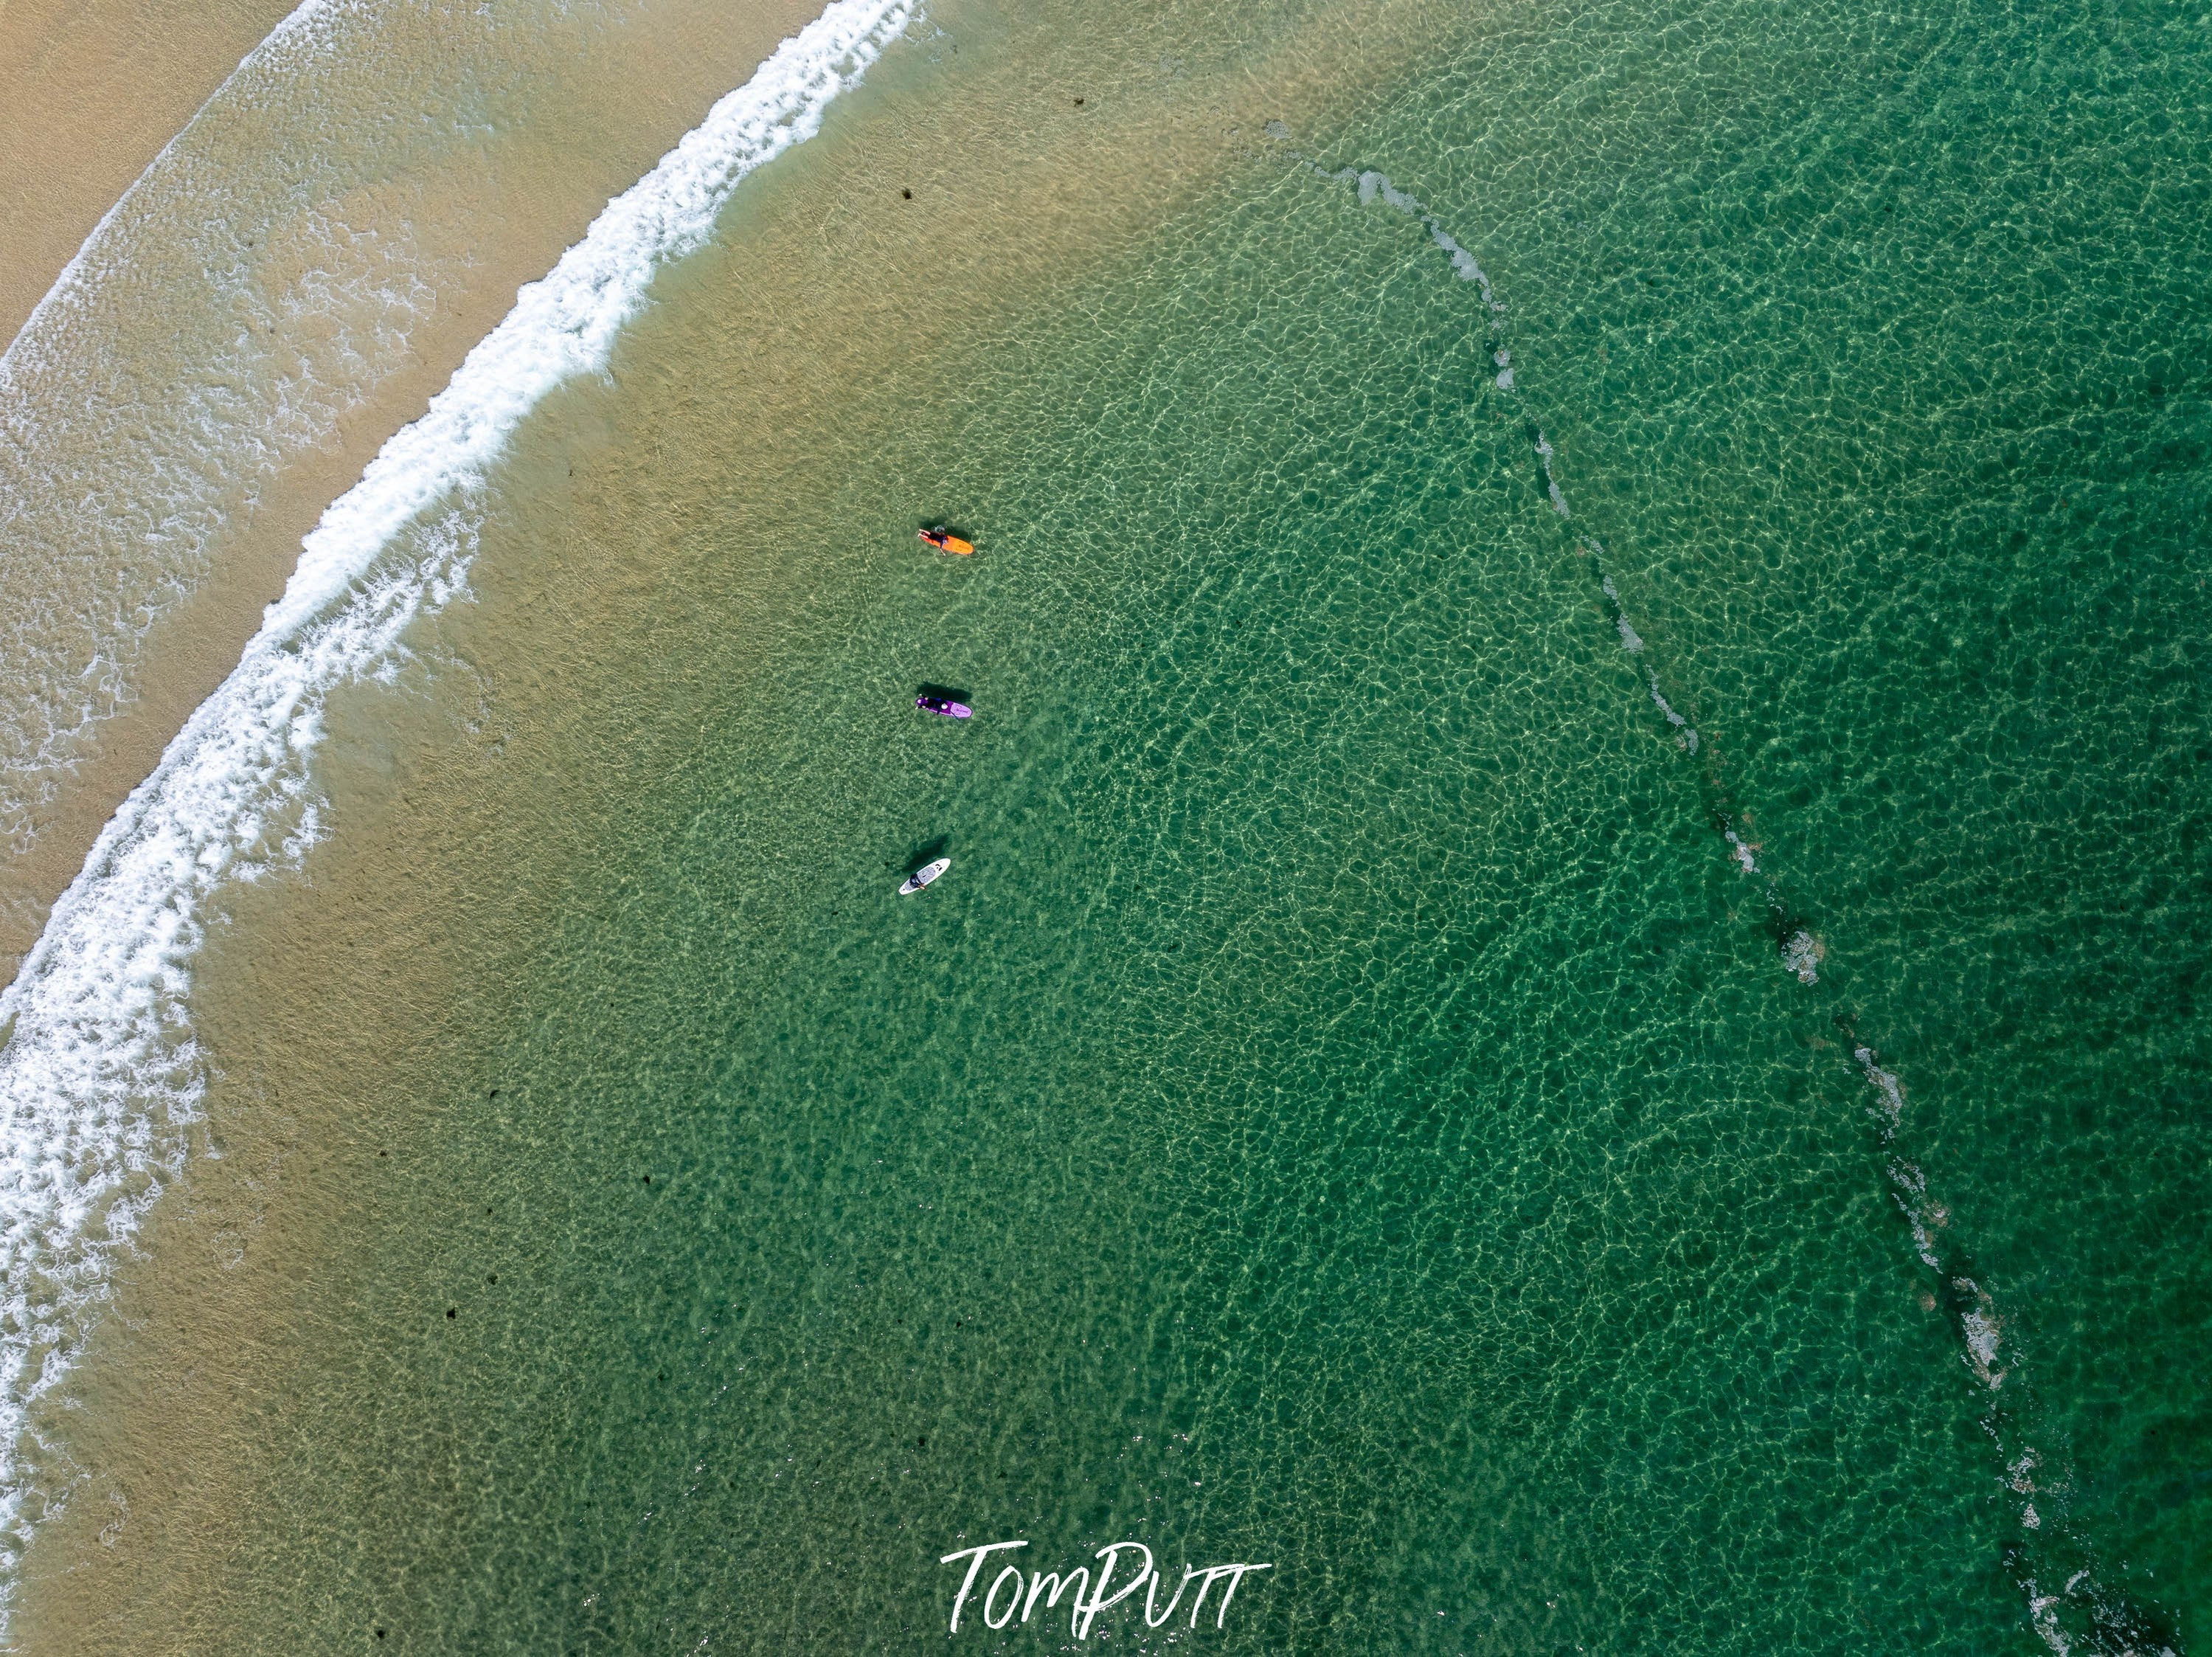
[1306,156,2172,1657]
[0,0,914,1606]
[0,0,374,856]
[0,0,350,367]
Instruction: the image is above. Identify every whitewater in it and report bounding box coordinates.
[0,0,411,872]
[0,0,914,1616]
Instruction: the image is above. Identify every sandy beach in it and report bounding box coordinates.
[0,0,297,345]
[2,2,1457,1637]
[4,0,2207,1648]
[0,0,826,978]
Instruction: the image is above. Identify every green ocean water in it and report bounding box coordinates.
[52,0,2209,1648]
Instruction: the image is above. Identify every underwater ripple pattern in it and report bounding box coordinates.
[77,0,2207,1648]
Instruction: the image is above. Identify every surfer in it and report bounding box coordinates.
[900,857,951,895]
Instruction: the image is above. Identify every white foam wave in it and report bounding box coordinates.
[1959,1287,2007,1389]
[282,0,910,634]
[0,0,348,367]
[1854,1045,1905,1131]
[0,0,913,1611]
[0,0,381,858]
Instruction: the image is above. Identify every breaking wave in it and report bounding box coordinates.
[0,0,915,1618]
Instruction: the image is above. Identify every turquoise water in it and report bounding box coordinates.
[60,0,2208,1648]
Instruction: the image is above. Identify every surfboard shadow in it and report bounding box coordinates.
[898,834,950,876]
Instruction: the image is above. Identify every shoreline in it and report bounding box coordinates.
[0,0,299,347]
[4,0,1479,1633]
[0,0,831,979]
[0,0,878,1627]
[2,0,2204,1644]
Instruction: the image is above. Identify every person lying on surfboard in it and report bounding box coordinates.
[919,525,974,554]
[900,857,951,895]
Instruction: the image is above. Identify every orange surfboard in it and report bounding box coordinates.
[919,527,975,555]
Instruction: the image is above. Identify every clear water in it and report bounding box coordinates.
[15,0,2207,1649]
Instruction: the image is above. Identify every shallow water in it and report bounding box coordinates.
[0,0,820,967]
[10,0,2208,1649]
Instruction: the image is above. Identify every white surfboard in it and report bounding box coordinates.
[899,857,951,895]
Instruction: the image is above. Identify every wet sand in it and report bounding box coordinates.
[6,0,1460,1640]
[0,0,829,978]
[0,0,298,345]
[8,0,2210,1647]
